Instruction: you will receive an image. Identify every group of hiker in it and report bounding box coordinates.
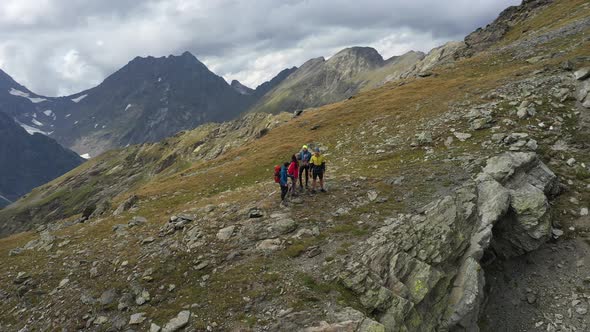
[274,145,327,205]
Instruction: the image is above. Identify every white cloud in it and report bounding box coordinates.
[0,0,56,26]
[0,0,521,95]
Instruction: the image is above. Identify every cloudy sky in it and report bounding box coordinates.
[0,0,520,96]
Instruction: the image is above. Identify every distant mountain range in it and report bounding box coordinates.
[0,112,83,208]
[0,45,455,157]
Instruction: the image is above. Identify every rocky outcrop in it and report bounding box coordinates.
[402,41,466,78]
[339,152,558,331]
[575,67,590,108]
[459,0,554,56]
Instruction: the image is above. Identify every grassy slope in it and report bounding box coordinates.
[0,0,588,329]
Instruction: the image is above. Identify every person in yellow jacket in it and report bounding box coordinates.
[309,147,327,194]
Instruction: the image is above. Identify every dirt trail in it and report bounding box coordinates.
[481,234,590,332]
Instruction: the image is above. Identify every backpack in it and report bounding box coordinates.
[274,165,281,183]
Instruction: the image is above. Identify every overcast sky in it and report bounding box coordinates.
[0,0,520,96]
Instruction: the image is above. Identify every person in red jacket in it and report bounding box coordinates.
[287,154,299,194]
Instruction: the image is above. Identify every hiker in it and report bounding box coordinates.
[279,161,290,205]
[288,154,299,194]
[310,147,327,193]
[298,145,312,190]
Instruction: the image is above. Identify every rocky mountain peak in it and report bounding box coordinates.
[230,80,254,95]
[329,46,384,68]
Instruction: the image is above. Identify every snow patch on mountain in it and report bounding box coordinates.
[15,120,49,135]
[125,104,132,111]
[80,153,91,159]
[43,110,54,117]
[0,195,11,205]
[9,88,47,103]
[31,119,43,126]
[71,94,88,103]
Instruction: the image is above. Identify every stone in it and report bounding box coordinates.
[118,293,134,311]
[150,323,162,332]
[256,238,282,251]
[493,183,551,256]
[195,261,209,270]
[566,158,576,166]
[135,290,151,305]
[454,132,472,142]
[113,195,138,216]
[216,225,235,240]
[491,133,506,143]
[526,55,545,64]
[581,208,589,216]
[58,278,70,288]
[9,248,23,256]
[129,216,147,227]
[306,307,385,332]
[14,272,30,284]
[574,67,590,80]
[129,312,147,325]
[444,136,454,147]
[552,229,564,239]
[94,316,109,325]
[113,224,129,235]
[142,237,155,244]
[525,139,538,150]
[99,289,118,306]
[576,80,590,104]
[367,190,378,202]
[416,131,433,145]
[470,117,493,130]
[268,218,297,237]
[526,293,537,304]
[447,257,485,329]
[162,310,190,332]
[479,152,536,182]
[248,208,264,218]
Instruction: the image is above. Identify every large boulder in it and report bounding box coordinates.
[337,152,558,331]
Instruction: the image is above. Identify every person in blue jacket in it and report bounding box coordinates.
[298,145,312,190]
[280,161,290,205]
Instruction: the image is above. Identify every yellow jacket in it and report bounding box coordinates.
[310,154,326,168]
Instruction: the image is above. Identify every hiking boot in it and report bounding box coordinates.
[299,185,304,191]
[320,189,327,193]
[311,189,317,194]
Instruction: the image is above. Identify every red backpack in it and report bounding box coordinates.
[274,165,281,183]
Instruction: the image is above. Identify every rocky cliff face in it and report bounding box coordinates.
[340,152,558,331]
[460,0,554,56]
